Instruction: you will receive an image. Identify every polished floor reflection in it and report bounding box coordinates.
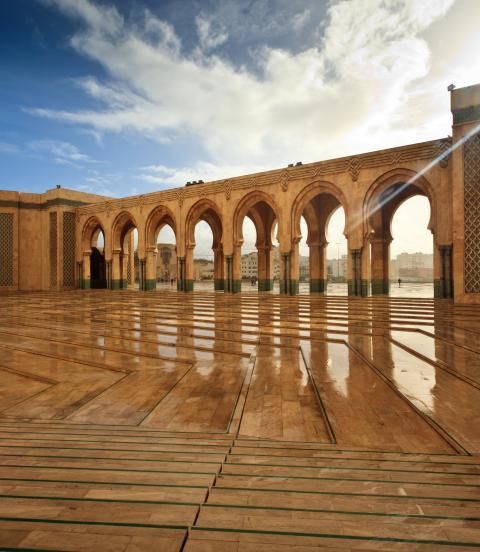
[0,290,479,551]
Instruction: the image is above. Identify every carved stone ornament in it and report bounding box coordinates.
[223,179,232,200]
[248,176,258,189]
[280,169,289,192]
[105,201,112,218]
[390,152,403,165]
[175,189,185,208]
[348,157,362,182]
[438,141,451,169]
[137,195,146,212]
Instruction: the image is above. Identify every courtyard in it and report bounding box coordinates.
[0,289,479,550]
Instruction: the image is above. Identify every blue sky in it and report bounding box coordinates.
[0,0,479,255]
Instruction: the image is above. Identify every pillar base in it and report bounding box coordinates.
[82,279,91,290]
[371,279,389,295]
[145,279,156,291]
[310,279,326,293]
[214,279,224,291]
[232,280,242,293]
[258,279,273,291]
[111,279,125,290]
[280,280,299,295]
[185,280,194,292]
[434,279,453,298]
[348,279,370,297]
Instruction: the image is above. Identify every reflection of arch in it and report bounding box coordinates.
[145,205,177,247]
[364,168,435,240]
[112,211,137,250]
[292,181,347,243]
[186,199,223,248]
[233,191,279,246]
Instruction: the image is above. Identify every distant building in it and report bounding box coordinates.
[194,258,214,280]
[327,254,347,280]
[241,247,280,279]
[157,244,177,281]
[392,252,433,281]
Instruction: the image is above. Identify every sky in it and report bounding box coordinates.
[1,0,479,258]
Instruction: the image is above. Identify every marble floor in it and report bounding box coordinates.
[0,290,479,550]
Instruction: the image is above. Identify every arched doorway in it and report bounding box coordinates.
[293,184,347,295]
[234,192,279,293]
[111,212,139,290]
[145,206,177,290]
[81,217,106,289]
[185,200,223,292]
[389,196,433,297]
[365,170,435,296]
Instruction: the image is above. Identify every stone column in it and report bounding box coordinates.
[348,248,367,296]
[145,246,158,291]
[184,245,194,291]
[138,259,146,291]
[370,238,390,295]
[105,259,112,290]
[308,242,327,293]
[231,245,242,293]
[224,255,233,293]
[177,256,186,291]
[82,251,91,289]
[435,244,453,298]
[257,245,273,291]
[76,261,83,289]
[213,247,224,291]
[111,249,123,289]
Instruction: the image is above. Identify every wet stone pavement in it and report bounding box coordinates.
[0,289,479,551]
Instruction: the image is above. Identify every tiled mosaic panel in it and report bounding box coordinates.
[49,212,57,288]
[63,212,75,288]
[0,213,14,286]
[464,133,480,293]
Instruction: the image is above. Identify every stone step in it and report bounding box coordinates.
[227,454,480,474]
[221,461,480,484]
[185,526,480,551]
[0,455,222,474]
[214,474,480,501]
[0,519,186,551]
[207,487,480,516]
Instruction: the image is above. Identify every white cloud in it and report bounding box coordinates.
[28,0,478,174]
[0,142,20,154]
[292,9,311,31]
[29,139,93,164]
[196,14,228,50]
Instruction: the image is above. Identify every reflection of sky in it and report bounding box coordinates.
[326,346,349,398]
[391,344,436,411]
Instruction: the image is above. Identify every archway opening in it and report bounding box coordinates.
[389,196,433,297]
[90,228,106,289]
[193,220,215,291]
[156,224,176,289]
[112,213,139,290]
[367,179,433,297]
[238,198,278,293]
[298,191,345,295]
[326,207,348,295]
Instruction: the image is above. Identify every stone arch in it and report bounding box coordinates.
[111,211,138,251]
[292,181,348,243]
[364,168,435,240]
[291,181,348,293]
[183,199,224,292]
[145,205,177,247]
[233,191,280,292]
[363,168,436,295]
[233,190,280,246]
[185,199,223,248]
[81,216,105,253]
